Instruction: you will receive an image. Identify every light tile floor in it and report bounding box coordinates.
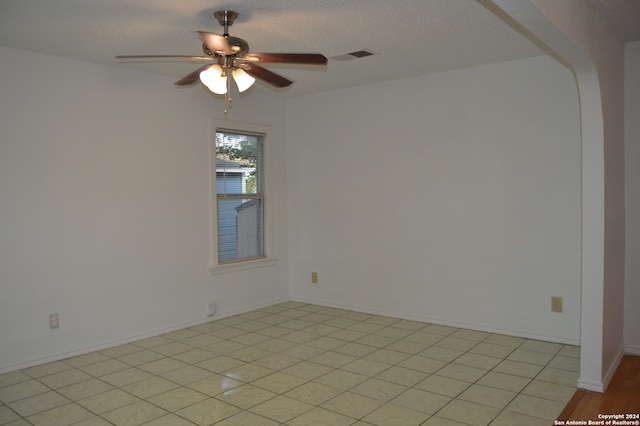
[0,302,580,425]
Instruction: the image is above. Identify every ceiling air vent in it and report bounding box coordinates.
[330,49,378,61]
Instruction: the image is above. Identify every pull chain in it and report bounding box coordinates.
[224,72,232,118]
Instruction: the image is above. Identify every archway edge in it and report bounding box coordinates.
[491,0,625,392]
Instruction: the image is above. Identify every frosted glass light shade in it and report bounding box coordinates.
[200,65,227,94]
[232,68,256,92]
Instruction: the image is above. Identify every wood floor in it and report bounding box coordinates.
[557,355,640,424]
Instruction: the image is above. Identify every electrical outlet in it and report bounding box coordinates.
[551,297,563,313]
[311,272,318,284]
[49,313,59,329]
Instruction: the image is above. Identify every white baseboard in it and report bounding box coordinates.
[0,297,289,375]
[578,344,625,393]
[290,296,580,345]
[577,378,604,393]
[601,345,625,391]
[625,344,640,355]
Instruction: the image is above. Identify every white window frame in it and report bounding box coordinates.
[208,120,275,274]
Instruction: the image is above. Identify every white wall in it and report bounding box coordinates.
[0,46,289,373]
[624,41,640,355]
[286,55,582,343]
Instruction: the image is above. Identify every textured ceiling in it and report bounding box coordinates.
[0,0,635,96]
[590,0,640,42]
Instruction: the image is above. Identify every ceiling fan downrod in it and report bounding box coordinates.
[214,10,238,36]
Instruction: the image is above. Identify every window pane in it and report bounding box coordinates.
[216,132,260,195]
[217,198,264,262]
[215,129,265,263]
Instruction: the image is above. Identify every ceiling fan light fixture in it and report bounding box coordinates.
[200,65,227,94]
[232,68,256,92]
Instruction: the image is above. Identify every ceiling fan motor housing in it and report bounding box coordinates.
[202,35,249,59]
[226,36,249,57]
[205,11,249,58]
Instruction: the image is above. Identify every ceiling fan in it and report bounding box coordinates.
[116,10,328,94]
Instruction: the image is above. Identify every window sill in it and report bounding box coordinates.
[209,257,277,275]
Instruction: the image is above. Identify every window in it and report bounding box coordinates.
[215,128,265,264]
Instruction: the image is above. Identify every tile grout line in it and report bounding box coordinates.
[0,302,580,426]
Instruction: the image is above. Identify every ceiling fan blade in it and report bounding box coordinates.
[244,53,327,65]
[174,64,212,86]
[198,31,232,55]
[241,64,293,88]
[116,55,213,61]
